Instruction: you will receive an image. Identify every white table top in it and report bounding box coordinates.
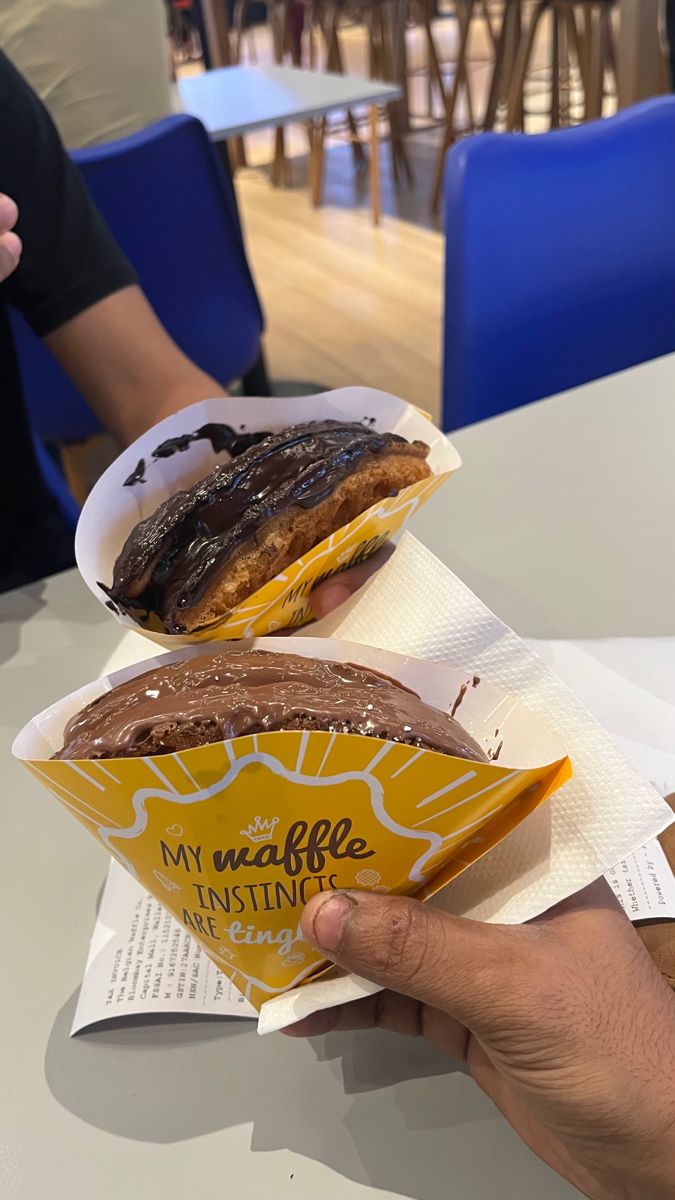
[5,353,675,1198]
[178,64,402,140]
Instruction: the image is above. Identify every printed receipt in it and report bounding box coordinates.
[605,839,675,923]
[71,860,255,1034]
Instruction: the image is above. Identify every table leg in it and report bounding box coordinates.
[369,106,381,226]
[308,116,326,206]
[271,127,287,186]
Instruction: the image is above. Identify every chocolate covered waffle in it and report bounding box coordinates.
[55,649,488,764]
[104,421,431,633]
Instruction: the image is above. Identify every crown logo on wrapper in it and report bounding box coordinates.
[240,815,280,844]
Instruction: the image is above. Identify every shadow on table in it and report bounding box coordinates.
[45,993,516,1200]
[0,578,49,665]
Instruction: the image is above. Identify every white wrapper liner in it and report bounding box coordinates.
[257,533,674,1033]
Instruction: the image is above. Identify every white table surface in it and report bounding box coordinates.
[178,64,402,140]
[5,353,675,1198]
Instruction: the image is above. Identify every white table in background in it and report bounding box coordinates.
[178,64,402,223]
[4,353,675,1199]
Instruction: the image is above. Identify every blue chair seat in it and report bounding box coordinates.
[443,98,675,430]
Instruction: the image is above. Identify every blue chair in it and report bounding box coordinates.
[10,112,265,522]
[442,97,675,431]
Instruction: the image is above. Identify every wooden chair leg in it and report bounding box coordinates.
[429,0,474,213]
[377,1,413,186]
[484,0,521,131]
[369,105,381,226]
[505,4,543,132]
[585,7,604,119]
[603,6,617,92]
[456,0,476,133]
[567,7,587,107]
[233,0,247,62]
[550,10,561,129]
[424,9,447,118]
[483,0,511,130]
[478,0,497,53]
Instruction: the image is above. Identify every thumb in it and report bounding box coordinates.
[301,889,525,1031]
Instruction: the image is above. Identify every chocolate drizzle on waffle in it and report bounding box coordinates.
[103,421,429,633]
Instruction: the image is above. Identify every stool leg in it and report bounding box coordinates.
[450,0,476,134]
[585,6,604,119]
[506,4,543,132]
[550,10,561,129]
[484,0,516,130]
[424,7,447,118]
[430,0,473,212]
[567,7,586,116]
[369,106,381,226]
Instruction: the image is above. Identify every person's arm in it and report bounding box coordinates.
[44,284,224,446]
[287,882,675,1200]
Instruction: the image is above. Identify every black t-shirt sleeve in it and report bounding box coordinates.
[0,50,137,337]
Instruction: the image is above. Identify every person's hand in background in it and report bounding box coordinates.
[0,194,21,283]
[286,881,675,1200]
[310,544,393,620]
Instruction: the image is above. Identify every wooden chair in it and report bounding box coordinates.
[506,0,617,131]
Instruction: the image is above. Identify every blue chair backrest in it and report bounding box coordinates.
[10,112,264,445]
[442,97,675,430]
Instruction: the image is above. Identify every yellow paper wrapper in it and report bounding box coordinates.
[13,637,570,1012]
[74,389,460,645]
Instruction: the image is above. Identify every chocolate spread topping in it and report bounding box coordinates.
[105,421,427,632]
[55,650,488,763]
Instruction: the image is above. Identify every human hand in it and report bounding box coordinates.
[0,194,21,283]
[286,882,675,1200]
[309,543,394,620]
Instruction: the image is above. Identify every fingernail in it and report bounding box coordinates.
[306,892,355,953]
[311,584,349,619]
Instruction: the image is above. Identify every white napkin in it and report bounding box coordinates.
[258,533,673,1033]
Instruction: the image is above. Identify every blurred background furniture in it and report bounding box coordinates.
[178,63,402,219]
[505,0,617,131]
[442,97,675,430]
[9,113,265,521]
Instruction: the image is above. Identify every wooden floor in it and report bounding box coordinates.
[237,136,445,415]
